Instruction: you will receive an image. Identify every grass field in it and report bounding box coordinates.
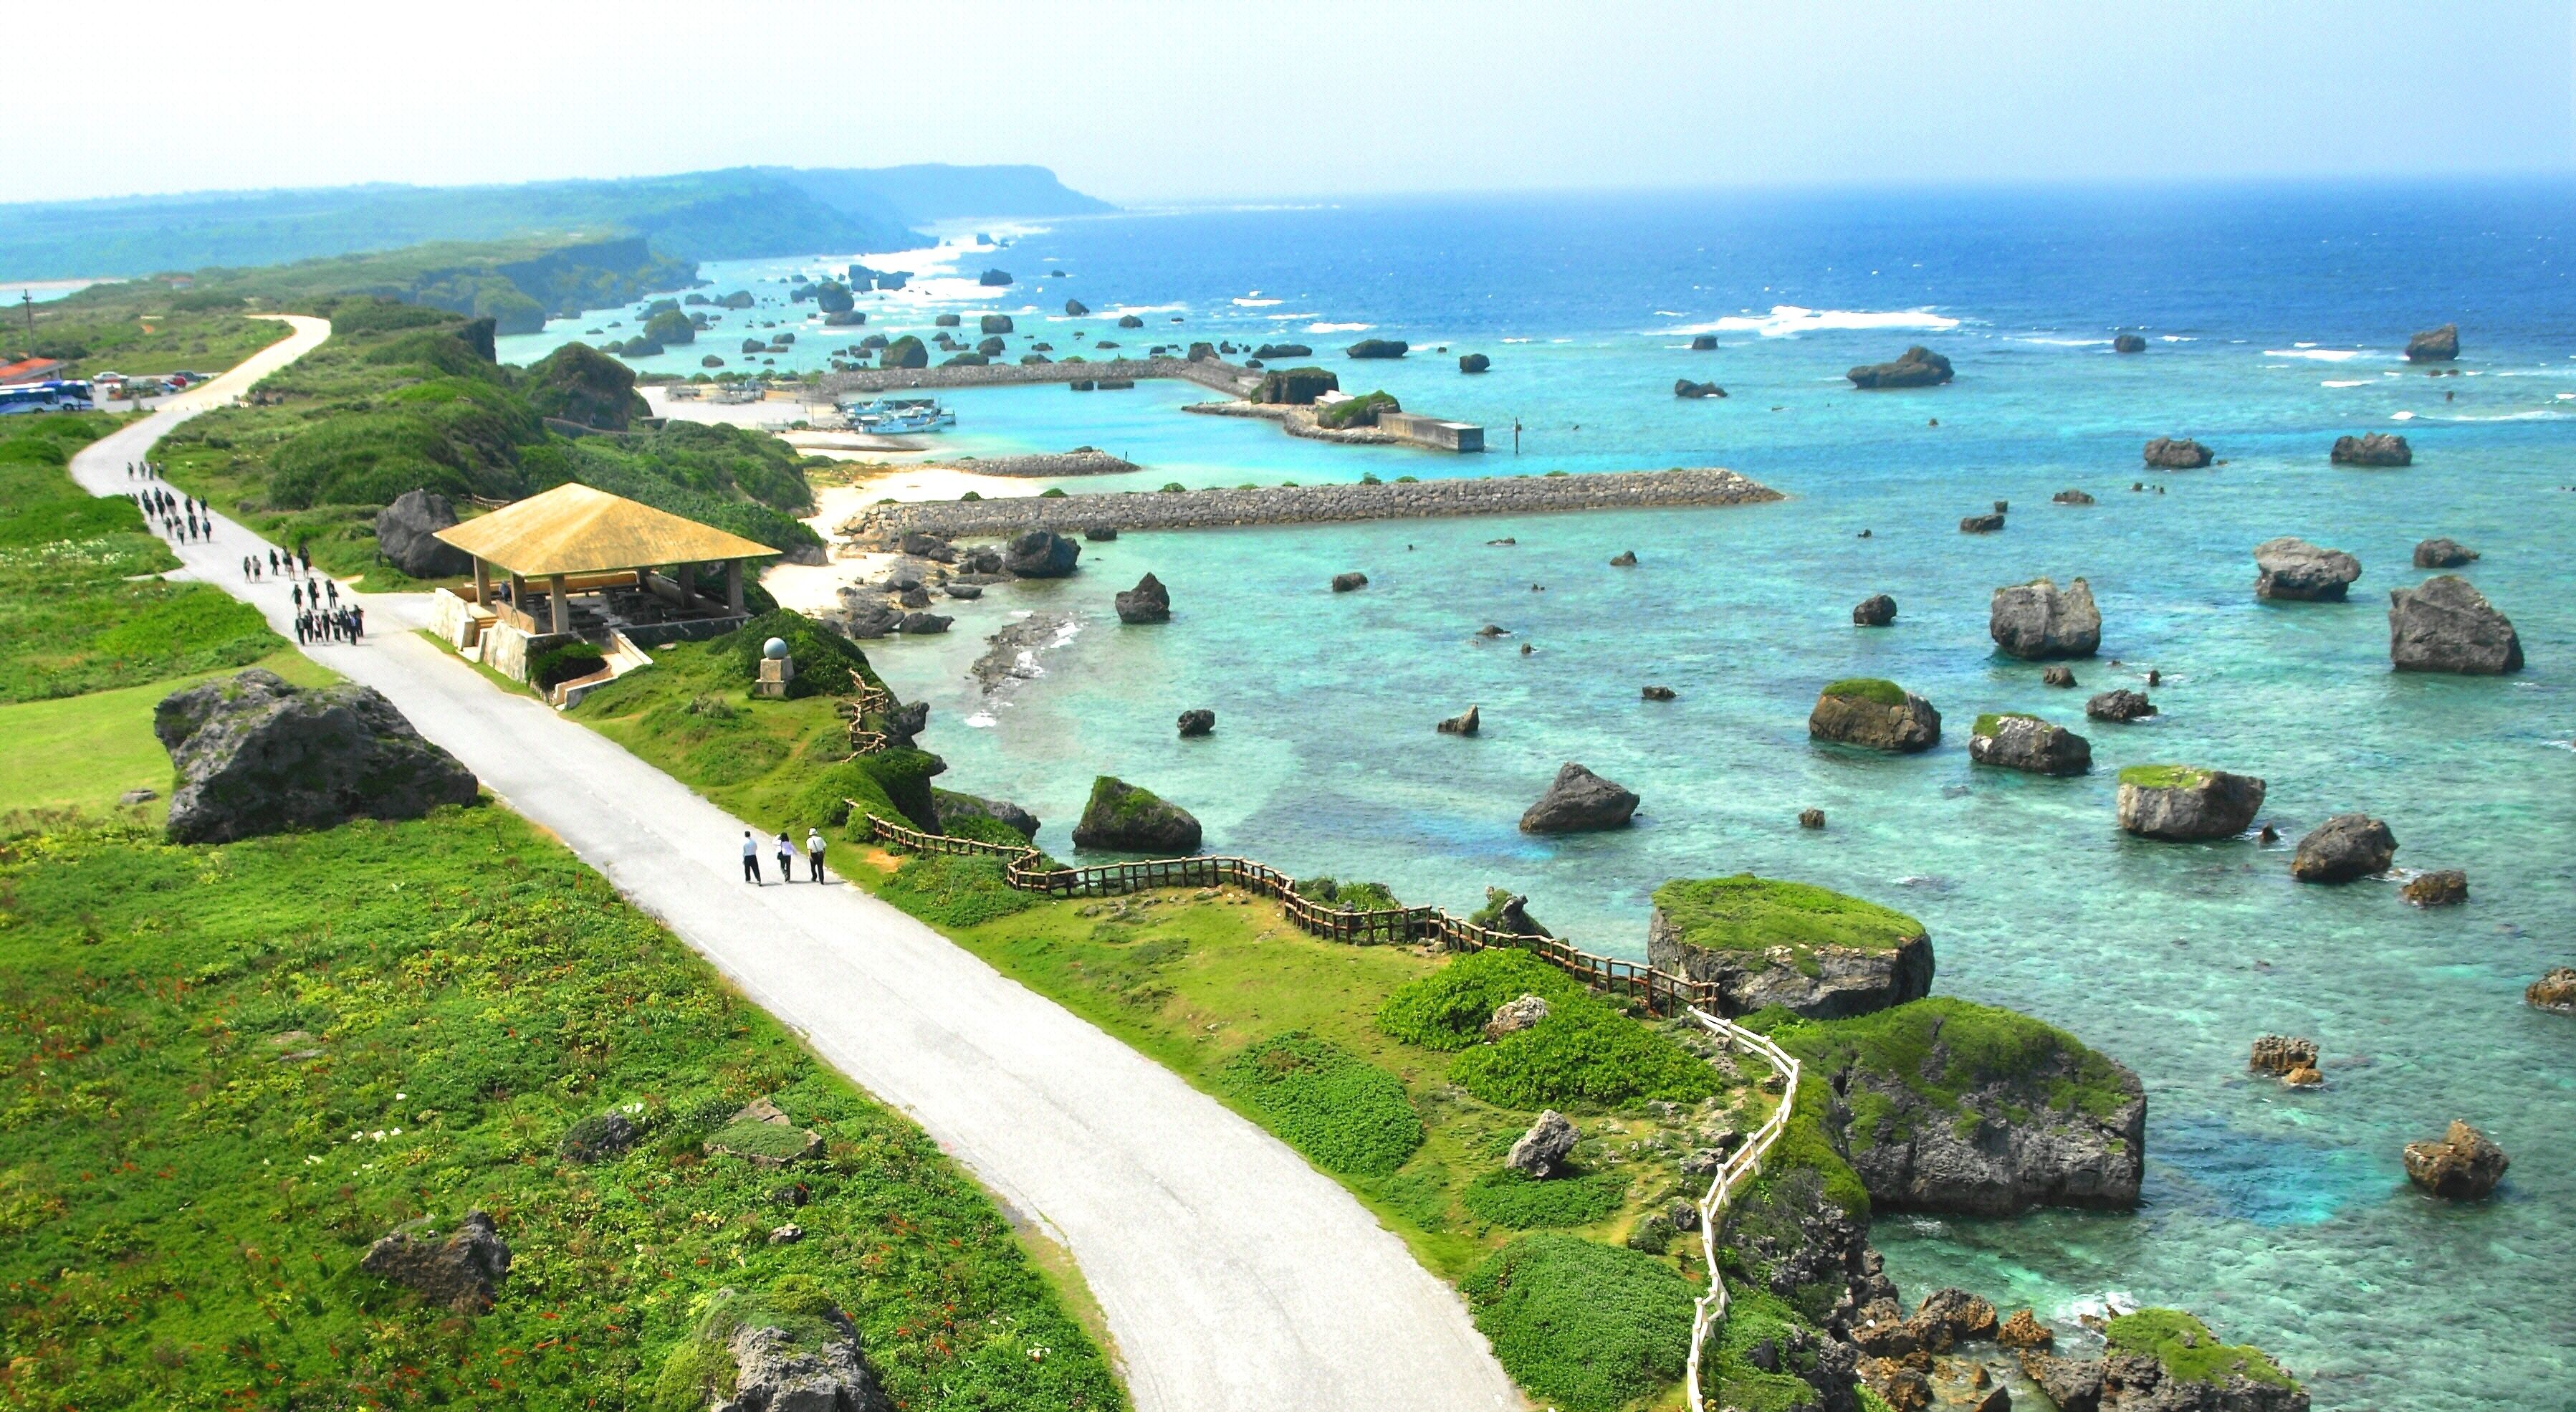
[0,649,335,819]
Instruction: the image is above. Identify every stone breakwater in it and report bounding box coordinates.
[841,467,1781,540]
[1184,399,1398,445]
[821,356,1258,398]
[942,450,1139,477]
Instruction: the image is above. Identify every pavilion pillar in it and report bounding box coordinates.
[509,572,526,619]
[674,560,695,609]
[471,557,491,605]
[724,559,744,616]
[550,575,571,636]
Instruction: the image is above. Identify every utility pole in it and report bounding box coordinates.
[17,290,32,356]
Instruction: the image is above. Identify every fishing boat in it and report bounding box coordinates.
[838,396,957,434]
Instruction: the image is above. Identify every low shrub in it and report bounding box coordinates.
[877,852,1041,928]
[1461,1168,1629,1229]
[1460,1234,1695,1412]
[1449,1000,1721,1109]
[1294,875,1404,912]
[2118,763,2211,790]
[1315,390,1399,430]
[1217,1032,1423,1177]
[1707,1287,1834,1412]
[1376,948,1588,1051]
[527,640,607,689]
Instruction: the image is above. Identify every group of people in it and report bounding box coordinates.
[133,482,212,544]
[296,604,364,645]
[123,459,368,649]
[742,829,828,885]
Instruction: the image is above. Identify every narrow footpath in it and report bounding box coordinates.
[70,317,1522,1412]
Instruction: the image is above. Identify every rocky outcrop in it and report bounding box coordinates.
[1114,572,1171,624]
[1437,704,1480,735]
[1998,1309,2054,1350]
[979,313,1014,335]
[2527,967,2576,1013]
[1809,680,1940,753]
[1506,1110,1579,1178]
[1990,577,2102,659]
[361,1211,512,1312]
[2254,538,2362,601]
[1968,714,2092,776]
[2405,323,2460,362]
[2413,537,2479,568]
[1518,762,1639,834]
[2036,1336,2311,1412]
[2113,333,2147,353]
[1690,334,1719,350]
[934,791,1039,840]
[2087,688,2156,722]
[2403,869,2467,906]
[2042,664,2079,688]
[2116,766,2265,841]
[1330,571,1368,593]
[1250,366,1339,404]
[1253,343,1311,360]
[1071,776,1201,854]
[1675,379,1725,398]
[1345,338,1408,359]
[1641,685,1676,700]
[155,670,479,844]
[2389,576,2522,673]
[722,1307,894,1412]
[1176,708,1214,738]
[2290,814,2396,882]
[1063,298,1088,317]
[1459,353,1490,373]
[557,1111,640,1163]
[1718,1161,1896,1335]
[1647,876,1934,1020]
[1958,511,2006,533]
[1852,593,1897,626]
[2249,1034,2318,1077]
[2142,437,2212,469]
[1486,994,1548,1038]
[1002,530,1081,578]
[1609,550,1637,566]
[375,490,471,578]
[2403,1120,2507,1199]
[2054,487,2097,505]
[2332,432,2412,467]
[1846,346,1953,388]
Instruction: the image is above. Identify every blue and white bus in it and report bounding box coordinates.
[0,380,95,415]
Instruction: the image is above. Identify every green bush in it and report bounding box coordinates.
[1707,1287,1832,1412]
[721,611,879,700]
[1819,677,1905,706]
[1971,711,2040,738]
[1294,876,1405,912]
[2105,1310,2298,1391]
[1039,487,1068,498]
[1315,390,1399,430]
[1377,948,1589,1051]
[527,640,608,689]
[877,852,1041,928]
[1217,1033,1423,1177]
[1448,999,1721,1109]
[1460,1234,1695,1412]
[1461,1168,1629,1229]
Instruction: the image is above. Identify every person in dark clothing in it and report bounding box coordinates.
[292,583,304,610]
[805,828,826,882]
[267,548,280,574]
[349,604,364,640]
[742,831,762,883]
[324,580,338,608]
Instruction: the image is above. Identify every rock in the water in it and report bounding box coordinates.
[2402,869,2468,907]
[980,313,1015,334]
[2113,333,2147,353]
[934,791,1040,840]
[375,489,471,578]
[1847,346,1954,388]
[2412,537,2478,568]
[2332,432,2413,467]
[2403,1120,2507,1199]
[2116,765,2265,841]
[896,530,957,561]
[1082,524,1119,542]
[1518,762,1639,834]
[1799,808,1826,829]
[1959,510,2006,533]
[1609,550,1637,566]
[1910,1289,2000,1349]
[2041,665,2077,688]
[1690,334,1719,350]
[2086,688,2156,722]
[2389,575,2522,674]
[360,1211,512,1312]
[1968,713,2092,776]
[1117,313,1144,328]
[1641,684,1677,701]
[895,611,952,634]
[1002,529,1081,578]
[2254,537,2362,601]
[1505,1110,1579,1178]
[1809,679,1940,753]
[1114,572,1172,624]
[1344,338,1409,359]
[1437,704,1481,735]
[2527,967,2576,1013]
[1071,776,1202,853]
[1485,993,1550,1039]
[2053,487,2096,505]
[557,1111,639,1163]
[724,1307,894,1412]
[2142,437,2213,469]
[1648,875,1934,1019]
[155,669,479,844]
[1459,352,1490,373]
[1990,577,2101,659]
[1064,297,1088,316]
[2290,813,2397,882]
[1176,708,1215,738]
[1997,1309,2054,1350]
[2405,323,2460,362]
[1330,571,1368,593]
[1852,593,1897,626]
[1675,378,1726,398]
[2249,1035,2319,1076]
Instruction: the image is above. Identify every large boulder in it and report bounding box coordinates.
[2527,967,2576,1013]
[375,489,471,578]
[1251,366,1339,404]
[2112,333,2148,353]
[1647,874,1934,1019]
[360,1211,512,1312]
[2087,688,2156,722]
[2403,1120,2507,1199]
[878,335,927,369]
[1968,713,2092,776]
[2115,765,2266,841]
[724,1312,894,1412]
[1071,776,1201,854]
[1064,298,1088,317]
[1674,379,1725,399]
[1990,576,2101,659]
[1846,346,1953,388]
[1176,708,1215,738]
[2254,538,2362,601]
[1852,593,1897,627]
[155,670,479,844]
[1114,572,1171,624]
[1809,679,1940,753]
[2403,869,2468,907]
[1002,530,1081,578]
[525,342,649,431]
[1505,1110,1579,1179]
[2142,437,2213,469]
[2331,432,2412,466]
[1459,353,1490,373]
[934,790,1039,841]
[2412,537,2479,568]
[2290,814,2397,882]
[2389,576,2522,673]
[1518,763,1639,834]
[1345,338,1408,359]
[2405,323,2460,362]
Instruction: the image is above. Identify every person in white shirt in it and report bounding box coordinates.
[741,830,761,884]
[805,829,827,883]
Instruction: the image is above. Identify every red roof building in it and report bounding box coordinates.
[0,357,69,386]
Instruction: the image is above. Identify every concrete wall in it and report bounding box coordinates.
[1376,412,1486,452]
[821,356,1257,399]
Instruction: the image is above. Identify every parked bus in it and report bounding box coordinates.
[0,380,95,415]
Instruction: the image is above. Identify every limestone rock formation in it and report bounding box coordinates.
[2403,1120,2507,1199]
[1331,571,1368,592]
[1846,346,1954,388]
[1175,708,1215,738]
[934,791,1040,841]
[1071,776,1201,854]
[1609,550,1638,566]
[979,313,1015,334]
[2142,437,2213,469]
[2403,869,2468,906]
[2332,432,2412,466]
[2054,487,2097,505]
[1675,378,1726,398]
[1002,530,1081,578]
[1518,762,1639,834]
[2405,323,2460,362]
[1959,510,2006,533]
[1253,343,1312,360]
[1647,875,1935,1020]
[895,611,951,634]
[2042,664,2078,688]
[375,489,471,578]
[2249,1035,2319,1077]
[2113,333,2148,353]
[1690,334,1719,350]
[1997,1309,2054,1350]
[722,1308,894,1412]
[1507,1110,1579,1178]
[1459,352,1490,373]
[2413,537,2479,568]
[1910,1289,1999,1349]
[1809,679,1940,753]
[155,670,479,844]
[1852,593,1897,626]
[1968,713,2092,776]
[2290,814,2397,882]
[1799,808,1826,829]
[361,1211,512,1312]
[1641,684,1677,700]
[2116,766,2265,841]
[1344,338,1409,358]
[1063,298,1088,316]
[2527,967,2576,1013]
[1437,704,1480,735]
[2087,688,2156,722]
[2389,576,2522,673]
[2254,538,2362,601]
[1117,314,1144,328]
[1252,366,1339,404]
[1485,994,1549,1039]
[1114,572,1171,624]
[1990,577,2101,659]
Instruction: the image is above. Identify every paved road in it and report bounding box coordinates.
[70,318,1521,1412]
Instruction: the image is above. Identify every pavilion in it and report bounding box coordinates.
[431,482,779,654]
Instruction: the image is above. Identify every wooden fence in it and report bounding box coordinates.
[1680,1011,1802,1412]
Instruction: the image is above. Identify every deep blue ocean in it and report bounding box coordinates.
[504,183,2576,1409]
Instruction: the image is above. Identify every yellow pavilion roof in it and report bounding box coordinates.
[433,482,780,578]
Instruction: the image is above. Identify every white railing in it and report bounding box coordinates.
[1681,1008,1803,1412]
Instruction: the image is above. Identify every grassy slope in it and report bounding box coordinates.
[1648,875,1925,957]
[0,650,333,819]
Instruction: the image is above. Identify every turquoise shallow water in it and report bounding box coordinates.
[510,188,2575,1408]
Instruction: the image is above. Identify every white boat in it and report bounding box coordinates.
[838,396,956,434]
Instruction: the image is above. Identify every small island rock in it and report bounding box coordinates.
[2116,765,2266,841]
[1344,338,1409,359]
[1330,571,1368,593]
[1958,510,2006,533]
[2112,333,2147,353]
[2249,1035,2319,1077]
[2142,437,2213,469]
[1609,550,1638,566]
[1810,679,1940,753]
[2332,432,2413,467]
[2052,487,2095,505]
[1990,577,2101,659]
[2403,1120,2507,1199]
[1675,379,1726,399]
[2041,665,2078,687]
[1968,714,2092,776]
[1518,762,1639,834]
[2254,538,2363,601]
[1114,572,1172,624]
[2290,814,2397,882]
[1852,593,1897,626]
[1176,708,1215,738]
[2527,967,2576,1013]
[2402,869,2468,907]
[1689,334,1719,350]
[1647,874,1934,1019]
[1437,704,1481,735]
[1071,776,1202,853]
[2412,537,2478,568]
[1847,346,1954,389]
[2405,323,2460,362]
[2389,576,2522,673]
[1002,530,1081,578]
[1458,352,1490,373]
[2087,688,2156,722]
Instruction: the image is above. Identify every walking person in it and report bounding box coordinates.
[324,579,338,608]
[292,583,304,611]
[350,604,365,640]
[805,828,826,882]
[773,831,795,883]
[267,548,280,574]
[742,830,762,884]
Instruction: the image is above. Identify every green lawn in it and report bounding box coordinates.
[0,649,334,819]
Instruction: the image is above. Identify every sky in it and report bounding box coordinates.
[14,0,2572,206]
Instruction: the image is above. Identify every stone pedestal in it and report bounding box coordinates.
[754,654,796,700]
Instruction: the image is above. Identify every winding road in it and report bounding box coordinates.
[70,317,1523,1412]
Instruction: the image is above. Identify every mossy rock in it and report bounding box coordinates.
[1647,877,1933,1020]
[2105,1309,2299,1393]
[1820,677,1905,706]
[1971,711,2041,738]
[704,1118,823,1166]
[2117,763,2209,790]
[1068,776,1201,854]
